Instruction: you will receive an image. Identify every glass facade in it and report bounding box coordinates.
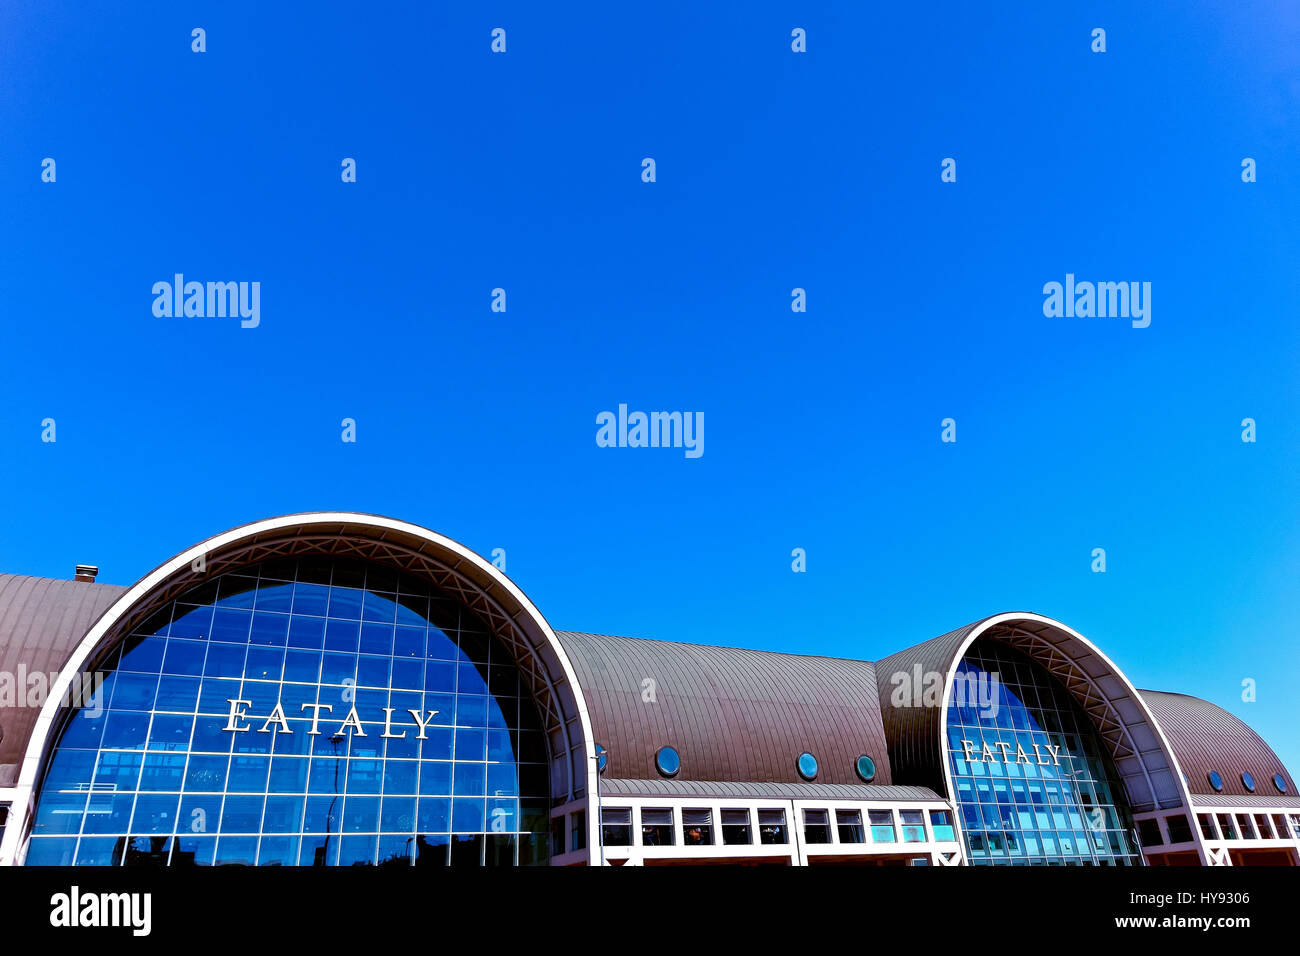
[946,639,1141,866]
[25,556,550,866]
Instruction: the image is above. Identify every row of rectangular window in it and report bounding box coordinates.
[182,558,441,593]
[955,652,1089,697]
[124,623,500,667]
[1195,812,1300,842]
[26,830,547,867]
[148,611,495,662]
[161,583,469,631]
[111,639,517,692]
[948,706,1105,741]
[966,829,1131,857]
[597,807,955,848]
[72,686,538,736]
[951,759,1112,790]
[38,755,546,814]
[961,803,1122,832]
[101,673,526,712]
[108,665,521,702]
[36,792,545,837]
[59,714,545,762]
[1136,814,1195,846]
[953,777,1118,807]
[970,856,1138,866]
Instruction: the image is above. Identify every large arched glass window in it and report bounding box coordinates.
[945,638,1141,866]
[25,556,551,866]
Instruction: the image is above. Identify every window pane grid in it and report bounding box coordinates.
[28,557,550,867]
[946,639,1141,866]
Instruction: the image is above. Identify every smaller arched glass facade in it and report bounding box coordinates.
[25,555,551,866]
[945,639,1141,866]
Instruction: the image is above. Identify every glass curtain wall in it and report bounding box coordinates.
[26,555,550,866]
[946,638,1141,866]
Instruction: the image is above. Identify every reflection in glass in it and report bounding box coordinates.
[26,556,550,866]
[945,639,1140,866]
[803,808,831,844]
[601,807,633,847]
[683,808,713,845]
[721,808,752,845]
[758,808,788,845]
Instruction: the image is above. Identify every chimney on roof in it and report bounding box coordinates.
[74,564,98,583]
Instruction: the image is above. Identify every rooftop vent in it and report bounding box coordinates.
[74,565,98,583]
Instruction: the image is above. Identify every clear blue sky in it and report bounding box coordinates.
[2,2,1297,777]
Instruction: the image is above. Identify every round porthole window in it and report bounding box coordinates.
[1275,773,1288,794]
[595,743,608,774]
[797,752,819,781]
[855,755,877,783]
[1208,771,1224,792]
[655,745,680,778]
[1241,771,1255,793]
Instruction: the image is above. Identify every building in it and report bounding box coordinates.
[0,512,1295,867]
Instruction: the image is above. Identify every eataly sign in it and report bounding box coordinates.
[223,699,441,738]
[960,739,1066,766]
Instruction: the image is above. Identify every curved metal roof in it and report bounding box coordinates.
[1,559,1294,815]
[555,631,893,787]
[1139,689,1296,799]
[874,619,986,796]
[0,574,125,785]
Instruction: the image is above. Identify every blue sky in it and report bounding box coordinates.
[2,2,1298,777]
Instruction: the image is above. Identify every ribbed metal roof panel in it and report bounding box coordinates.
[1139,689,1296,799]
[0,574,125,785]
[597,778,945,802]
[873,619,989,796]
[555,631,893,787]
[1186,793,1300,810]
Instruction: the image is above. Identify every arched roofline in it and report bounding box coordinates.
[0,512,598,864]
[938,612,1194,816]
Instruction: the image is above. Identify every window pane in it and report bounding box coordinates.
[869,810,896,843]
[803,809,831,844]
[683,809,712,846]
[721,808,752,845]
[836,810,864,844]
[758,809,788,844]
[641,807,675,846]
[601,808,633,847]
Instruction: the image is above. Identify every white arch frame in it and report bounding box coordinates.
[0,512,599,866]
[937,612,1196,864]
